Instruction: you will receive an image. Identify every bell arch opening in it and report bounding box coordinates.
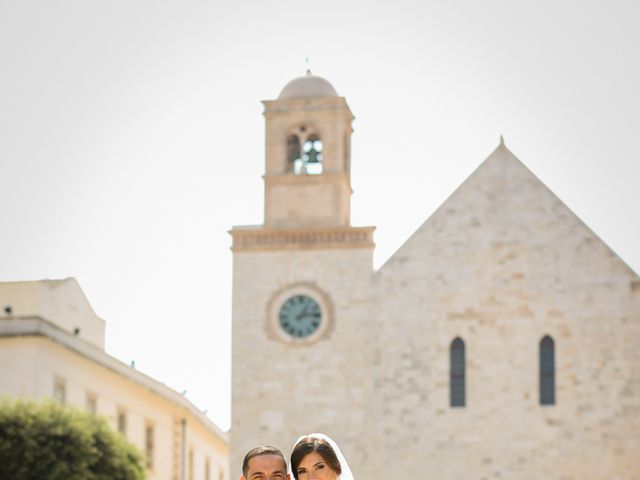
[285,129,323,175]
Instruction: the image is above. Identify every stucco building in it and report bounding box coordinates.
[230,72,640,478]
[0,278,228,480]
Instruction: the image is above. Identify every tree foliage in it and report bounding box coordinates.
[0,399,145,480]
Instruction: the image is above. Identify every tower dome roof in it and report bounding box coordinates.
[278,70,339,99]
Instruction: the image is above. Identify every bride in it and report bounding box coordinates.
[289,433,355,480]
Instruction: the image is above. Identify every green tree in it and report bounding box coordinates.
[0,399,145,480]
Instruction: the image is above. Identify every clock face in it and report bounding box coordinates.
[279,294,322,338]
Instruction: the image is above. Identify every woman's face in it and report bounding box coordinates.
[295,452,338,480]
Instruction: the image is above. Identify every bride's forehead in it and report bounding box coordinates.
[299,451,326,465]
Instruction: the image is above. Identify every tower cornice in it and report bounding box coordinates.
[262,96,354,117]
[229,225,375,252]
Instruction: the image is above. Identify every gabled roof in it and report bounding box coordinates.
[377,140,639,280]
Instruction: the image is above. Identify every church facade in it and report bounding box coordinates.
[230,72,640,479]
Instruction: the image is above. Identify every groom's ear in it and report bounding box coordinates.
[240,476,247,480]
[287,474,291,480]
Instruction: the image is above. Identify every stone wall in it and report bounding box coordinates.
[230,246,374,478]
[371,145,640,479]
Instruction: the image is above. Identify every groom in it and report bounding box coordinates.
[240,445,290,480]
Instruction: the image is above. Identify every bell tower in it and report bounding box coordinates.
[230,72,375,478]
[263,70,353,228]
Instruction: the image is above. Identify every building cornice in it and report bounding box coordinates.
[262,96,353,116]
[230,225,375,252]
[0,316,229,444]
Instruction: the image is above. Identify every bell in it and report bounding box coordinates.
[306,148,319,163]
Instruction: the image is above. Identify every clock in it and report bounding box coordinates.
[279,294,322,338]
[267,283,332,344]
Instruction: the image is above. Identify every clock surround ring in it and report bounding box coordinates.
[267,282,334,345]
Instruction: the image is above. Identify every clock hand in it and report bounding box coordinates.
[296,303,310,321]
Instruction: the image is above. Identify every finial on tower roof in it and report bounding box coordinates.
[500,134,505,147]
[305,57,311,76]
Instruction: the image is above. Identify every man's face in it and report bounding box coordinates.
[241,454,289,480]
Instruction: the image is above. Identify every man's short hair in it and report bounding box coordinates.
[242,445,287,476]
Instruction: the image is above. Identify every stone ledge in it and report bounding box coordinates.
[230,226,375,252]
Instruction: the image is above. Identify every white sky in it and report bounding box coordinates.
[1,0,638,431]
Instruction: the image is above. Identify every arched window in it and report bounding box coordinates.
[539,335,555,405]
[450,337,465,407]
[287,134,302,173]
[302,135,323,174]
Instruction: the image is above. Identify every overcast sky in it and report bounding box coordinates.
[1,0,638,431]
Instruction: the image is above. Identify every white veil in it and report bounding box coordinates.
[288,433,355,480]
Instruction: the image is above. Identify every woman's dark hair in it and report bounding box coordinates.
[290,436,341,479]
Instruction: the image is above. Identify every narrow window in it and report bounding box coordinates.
[219,467,224,480]
[302,135,323,174]
[540,335,555,405]
[86,392,97,414]
[53,377,66,405]
[189,448,194,480]
[117,409,127,435]
[205,457,211,480]
[287,134,302,173]
[450,337,466,407]
[145,423,155,470]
